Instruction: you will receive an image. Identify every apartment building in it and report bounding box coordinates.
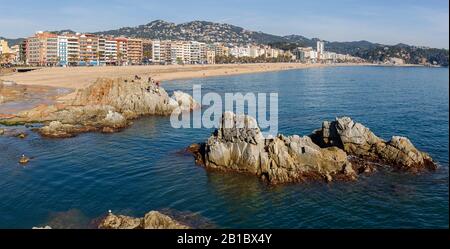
[190,41,202,64]
[57,36,68,66]
[26,32,58,66]
[98,37,106,65]
[213,43,229,57]
[105,38,117,65]
[67,35,80,66]
[182,42,191,64]
[127,38,143,64]
[170,41,185,64]
[142,39,153,63]
[115,37,128,65]
[79,34,99,65]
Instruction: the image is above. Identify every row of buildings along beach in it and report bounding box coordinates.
[0,32,363,66]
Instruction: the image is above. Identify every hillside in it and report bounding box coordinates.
[2,20,448,66]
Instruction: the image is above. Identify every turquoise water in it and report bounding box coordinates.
[0,66,448,228]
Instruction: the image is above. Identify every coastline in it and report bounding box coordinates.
[0,63,370,101]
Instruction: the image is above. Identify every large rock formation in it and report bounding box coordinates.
[99,211,190,229]
[310,117,437,171]
[1,76,198,138]
[190,113,437,184]
[71,77,176,118]
[189,112,356,184]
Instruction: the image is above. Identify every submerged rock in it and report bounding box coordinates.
[99,211,190,229]
[190,112,356,184]
[310,117,437,172]
[19,155,30,164]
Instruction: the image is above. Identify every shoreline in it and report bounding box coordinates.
[0,63,370,89]
[0,62,428,112]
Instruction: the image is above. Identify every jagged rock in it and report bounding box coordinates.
[98,211,190,229]
[0,128,4,135]
[143,211,190,229]
[99,213,143,229]
[190,112,356,184]
[310,117,436,171]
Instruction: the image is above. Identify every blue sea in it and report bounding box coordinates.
[0,66,448,228]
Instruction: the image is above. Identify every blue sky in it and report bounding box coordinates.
[0,0,448,48]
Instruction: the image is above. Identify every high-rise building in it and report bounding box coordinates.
[170,41,185,64]
[57,36,68,66]
[142,39,153,63]
[67,35,80,66]
[115,37,128,65]
[317,40,325,59]
[98,37,106,65]
[79,34,99,66]
[127,38,143,65]
[152,40,161,63]
[26,32,58,66]
[105,38,118,65]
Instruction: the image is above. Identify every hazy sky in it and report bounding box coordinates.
[1,0,448,48]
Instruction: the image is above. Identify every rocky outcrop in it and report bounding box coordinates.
[35,106,129,138]
[189,112,356,184]
[1,76,198,138]
[310,117,437,171]
[99,211,190,229]
[190,113,437,184]
[71,77,186,118]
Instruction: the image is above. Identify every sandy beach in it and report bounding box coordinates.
[0,63,367,90]
[0,62,416,113]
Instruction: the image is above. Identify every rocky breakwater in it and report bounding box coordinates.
[309,117,437,172]
[0,76,198,138]
[98,211,190,229]
[188,112,357,184]
[189,112,437,184]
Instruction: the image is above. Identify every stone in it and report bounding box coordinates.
[310,117,436,171]
[98,211,190,229]
[32,226,52,229]
[19,155,29,164]
[190,112,356,184]
[143,211,190,229]
[98,213,143,229]
[16,132,27,139]
[0,128,4,135]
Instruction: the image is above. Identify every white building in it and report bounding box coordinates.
[105,39,117,65]
[57,36,68,66]
[317,40,325,56]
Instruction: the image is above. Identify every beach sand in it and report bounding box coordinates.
[0,63,368,104]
